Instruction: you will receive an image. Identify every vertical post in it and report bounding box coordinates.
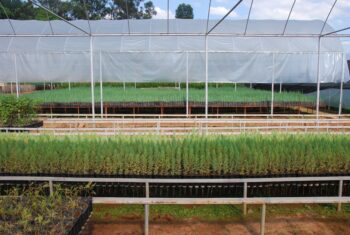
[316,37,321,118]
[99,51,104,118]
[90,36,95,119]
[186,52,189,117]
[167,0,169,34]
[14,54,19,98]
[260,204,266,235]
[145,182,149,235]
[205,36,209,118]
[50,82,53,90]
[44,82,46,91]
[243,182,247,216]
[123,82,126,91]
[271,54,275,116]
[49,180,53,196]
[338,180,343,212]
[279,81,282,93]
[235,82,237,91]
[68,81,71,91]
[250,83,252,89]
[339,53,345,116]
[10,82,13,94]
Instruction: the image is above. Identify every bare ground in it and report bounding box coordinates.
[81,214,350,235]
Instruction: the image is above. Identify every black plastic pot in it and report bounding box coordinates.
[67,198,92,235]
[1,120,43,132]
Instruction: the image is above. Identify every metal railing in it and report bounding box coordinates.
[1,176,349,235]
[38,113,350,119]
[1,120,350,135]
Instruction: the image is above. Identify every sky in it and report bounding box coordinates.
[151,0,350,56]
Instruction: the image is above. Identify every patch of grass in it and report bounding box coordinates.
[92,204,350,222]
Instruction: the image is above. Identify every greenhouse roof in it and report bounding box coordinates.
[0,19,343,36]
[0,19,345,53]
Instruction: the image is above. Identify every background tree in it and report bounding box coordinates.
[108,0,156,19]
[175,3,193,19]
[0,0,156,20]
[0,0,36,19]
[70,0,109,20]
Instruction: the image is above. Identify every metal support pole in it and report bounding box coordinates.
[205,36,209,118]
[145,182,149,235]
[279,82,282,93]
[68,81,71,90]
[243,182,248,216]
[49,180,53,196]
[250,83,252,89]
[99,51,103,118]
[167,0,169,34]
[50,82,53,90]
[271,54,275,116]
[10,82,13,94]
[14,54,19,98]
[338,180,343,212]
[123,82,126,91]
[339,53,345,116]
[186,52,189,116]
[90,37,95,119]
[260,204,266,235]
[316,37,321,118]
[235,83,237,91]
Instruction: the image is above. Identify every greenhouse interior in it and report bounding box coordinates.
[0,3,349,117]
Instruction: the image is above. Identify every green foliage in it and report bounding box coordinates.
[176,3,194,19]
[0,96,37,127]
[0,0,156,20]
[0,134,349,177]
[17,85,314,103]
[0,184,91,234]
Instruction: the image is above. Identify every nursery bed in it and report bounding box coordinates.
[1,134,349,198]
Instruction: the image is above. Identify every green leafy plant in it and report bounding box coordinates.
[0,184,92,234]
[0,96,37,127]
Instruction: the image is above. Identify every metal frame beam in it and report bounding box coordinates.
[320,0,338,35]
[1,33,350,38]
[206,0,212,34]
[29,0,90,36]
[244,0,254,35]
[207,0,244,35]
[339,53,345,115]
[90,37,95,119]
[316,37,321,118]
[321,26,350,37]
[167,0,170,34]
[282,0,296,35]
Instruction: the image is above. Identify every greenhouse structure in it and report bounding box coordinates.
[0,0,349,118]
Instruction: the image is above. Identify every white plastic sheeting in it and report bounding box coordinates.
[0,19,348,83]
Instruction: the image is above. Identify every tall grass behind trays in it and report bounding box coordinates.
[0,134,349,177]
